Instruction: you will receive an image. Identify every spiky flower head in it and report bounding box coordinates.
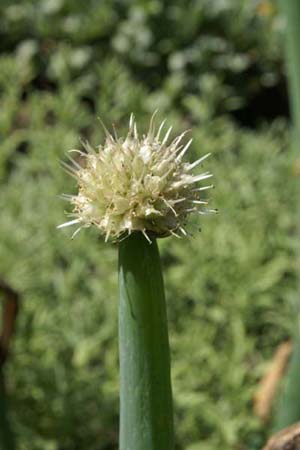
[58,113,215,242]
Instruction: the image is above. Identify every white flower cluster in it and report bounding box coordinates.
[58,114,215,242]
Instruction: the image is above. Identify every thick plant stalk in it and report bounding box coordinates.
[273,330,300,429]
[273,0,300,429]
[279,0,300,148]
[118,232,174,450]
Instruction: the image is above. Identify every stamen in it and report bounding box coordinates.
[170,230,182,238]
[66,154,82,170]
[60,161,79,179]
[171,130,190,150]
[191,172,213,183]
[156,119,166,141]
[172,198,186,204]
[98,117,114,141]
[142,230,152,243]
[57,219,81,229]
[179,227,187,236]
[192,185,214,192]
[148,109,158,139]
[71,227,82,239]
[190,200,208,205]
[162,126,173,145]
[162,198,178,216]
[176,138,193,161]
[69,149,86,157]
[186,153,211,170]
[60,194,76,201]
[81,139,97,155]
[129,113,135,130]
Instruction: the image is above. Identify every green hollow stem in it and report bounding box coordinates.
[0,372,15,450]
[273,0,300,430]
[118,232,174,450]
[279,0,300,149]
[273,326,300,430]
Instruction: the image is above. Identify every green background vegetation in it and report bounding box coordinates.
[0,0,299,448]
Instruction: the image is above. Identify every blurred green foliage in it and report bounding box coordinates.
[0,0,299,449]
[0,0,286,120]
